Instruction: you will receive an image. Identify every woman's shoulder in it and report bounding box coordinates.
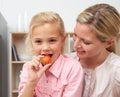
[108,53,120,65]
[110,53,120,86]
[108,53,120,80]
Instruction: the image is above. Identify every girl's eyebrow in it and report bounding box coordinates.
[32,37,41,39]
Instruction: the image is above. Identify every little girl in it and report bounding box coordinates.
[18,11,83,97]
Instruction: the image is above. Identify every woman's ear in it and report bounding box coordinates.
[106,39,114,48]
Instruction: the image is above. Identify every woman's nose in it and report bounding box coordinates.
[74,39,81,48]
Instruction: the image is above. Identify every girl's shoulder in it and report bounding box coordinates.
[65,52,79,60]
[61,54,82,70]
[63,53,79,63]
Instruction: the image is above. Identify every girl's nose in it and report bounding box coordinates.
[42,43,50,50]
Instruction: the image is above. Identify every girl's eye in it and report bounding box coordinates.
[49,39,57,43]
[34,40,42,44]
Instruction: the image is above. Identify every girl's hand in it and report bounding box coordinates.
[40,54,51,65]
[27,55,51,85]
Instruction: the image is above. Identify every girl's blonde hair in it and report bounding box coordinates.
[25,11,65,53]
[77,3,120,54]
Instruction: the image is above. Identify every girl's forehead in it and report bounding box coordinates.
[32,30,63,40]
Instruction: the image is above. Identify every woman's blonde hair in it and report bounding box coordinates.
[77,3,120,54]
[25,11,65,53]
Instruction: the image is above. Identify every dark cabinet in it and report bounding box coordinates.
[0,12,9,97]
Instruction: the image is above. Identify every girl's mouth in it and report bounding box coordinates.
[42,54,53,57]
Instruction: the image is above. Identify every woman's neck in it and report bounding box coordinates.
[80,51,110,69]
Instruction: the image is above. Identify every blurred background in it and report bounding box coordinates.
[0,0,120,32]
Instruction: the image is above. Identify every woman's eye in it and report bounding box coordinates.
[82,40,91,45]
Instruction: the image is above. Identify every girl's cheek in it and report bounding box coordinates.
[33,47,41,55]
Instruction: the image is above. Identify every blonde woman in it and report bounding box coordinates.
[72,3,120,97]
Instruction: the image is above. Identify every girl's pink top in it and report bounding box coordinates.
[18,54,83,97]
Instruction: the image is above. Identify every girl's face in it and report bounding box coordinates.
[31,23,65,64]
[74,22,109,59]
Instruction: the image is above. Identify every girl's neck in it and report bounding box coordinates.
[80,51,110,69]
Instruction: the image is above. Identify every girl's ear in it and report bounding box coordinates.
[106,39,114,48]
[62,35,66,43]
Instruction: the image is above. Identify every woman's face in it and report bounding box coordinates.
[74,22,109,59]
[31,23,65,64]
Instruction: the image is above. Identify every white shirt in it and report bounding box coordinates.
[67,52,120,97]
